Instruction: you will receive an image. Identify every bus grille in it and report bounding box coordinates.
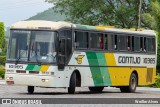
[29,71,39,74]
[16,70,26,73]
[146,68,153,83]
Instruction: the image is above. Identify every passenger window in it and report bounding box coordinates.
[104,34,108,50]
[108,34,115,50]
[140,37,143,51]
[90,33,103,49]
[119,35,127,51]
[127,36,131,51]
[134,37,140,51]
[146,38,155,52]
[144,37,146,52]
[132,36,134,51]
[75,31,88,49]
[114,35,118,50]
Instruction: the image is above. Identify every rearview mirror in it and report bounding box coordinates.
[58,55,65,70]
[59,39,65,55]
[58,39,66,70]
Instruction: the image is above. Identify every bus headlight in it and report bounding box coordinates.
[6,77,13,80]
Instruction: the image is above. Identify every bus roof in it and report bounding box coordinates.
[10,20,72,30]
[11,20,155,36]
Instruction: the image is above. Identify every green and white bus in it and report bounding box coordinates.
[5,20,156,94]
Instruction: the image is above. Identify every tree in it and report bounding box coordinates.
[46,0,149,28]
[0,22,4,49]
[142,0,160,70]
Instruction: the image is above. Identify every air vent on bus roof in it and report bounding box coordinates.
[38,27,51,30]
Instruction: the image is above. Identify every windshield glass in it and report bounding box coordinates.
[7,30,57,63]
[29,31,56,63]
[7,30,30,61]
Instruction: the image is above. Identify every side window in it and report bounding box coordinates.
[127,36,131,51]
[75,31,88,49]
[90,33,103,49]
[108,34,115,50]
[152,38,156,52]
[140,37,143,51]
[104,34,108,50]
[132,36,134,51]
[114,35,118,50]
[144,37,146,51]
[134,37,140,51]
[119,35,127,51]
[146,37,155,52]
[59,30,72,62]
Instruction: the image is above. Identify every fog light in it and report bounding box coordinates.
[41,79,49,82]
[9,77,13,80]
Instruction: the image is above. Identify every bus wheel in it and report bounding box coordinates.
[68,72,76,94]
[120,73,137,93]
[28,86,34,94]
[89,87,104,93]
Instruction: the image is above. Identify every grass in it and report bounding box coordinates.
[149,73,160,88]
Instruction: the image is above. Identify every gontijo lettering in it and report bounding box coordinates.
[118,56,155,64]
[118,56,141,64]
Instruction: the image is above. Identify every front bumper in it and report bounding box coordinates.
[5,74,57,87]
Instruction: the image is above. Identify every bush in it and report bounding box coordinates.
[0,56,6,65]
[0,68,5,79]
[150,74,160,88]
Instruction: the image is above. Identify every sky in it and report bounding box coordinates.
[0,0,53,27]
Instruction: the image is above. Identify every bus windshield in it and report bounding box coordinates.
[7,30,57,63]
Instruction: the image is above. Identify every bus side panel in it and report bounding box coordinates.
[68,52,95,87]
[106,53,156,86]
[68,51,156,87]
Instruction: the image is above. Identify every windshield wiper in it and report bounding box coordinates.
[34,49,41,66]
[15,50,26,64]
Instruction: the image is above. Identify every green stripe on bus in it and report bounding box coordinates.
[76,24,96,30]
[96,53,112,86]
[33,65,41,71]
[86,52,104,86]
[25,64,35,70]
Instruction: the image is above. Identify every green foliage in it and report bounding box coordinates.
[157,34,160,70]
[0,68,5,79]
[142,0,160,68]
[0,48,7,56]
[0,56,6,66]
[0,22,4,49]
[150,74,160,88]
[46,0,149,28]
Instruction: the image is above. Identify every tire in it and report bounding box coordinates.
[89,87,104,93]
[68,72,76,94]
[120,73,137,93]
[28,86,34,94]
